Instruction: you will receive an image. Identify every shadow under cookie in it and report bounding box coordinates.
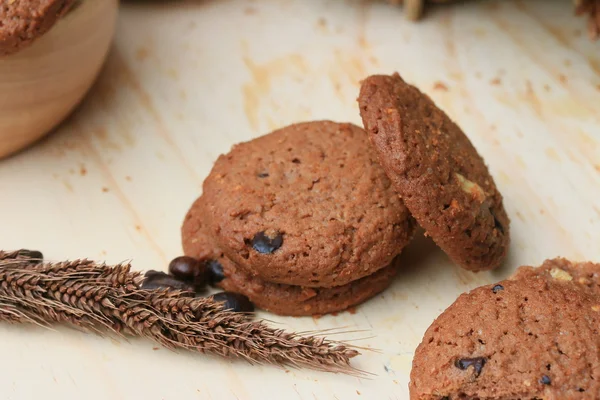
[216,254,399,316]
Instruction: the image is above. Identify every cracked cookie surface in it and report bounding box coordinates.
[199,121,415,288]
[358,73,510,271]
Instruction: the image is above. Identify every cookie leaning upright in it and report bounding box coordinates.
[409,258,600,399]
[0,0,75,56]
[201,121,415,288]
[358,73,510,271]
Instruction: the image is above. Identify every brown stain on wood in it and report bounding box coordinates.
[242,52,308,132]
[545,147,561,162]
[511,1,600,79]
[490,15,600,126]
[135,47,150,62]
[433,81,449,91]
[316,17,328,34]
[92,50,200,182]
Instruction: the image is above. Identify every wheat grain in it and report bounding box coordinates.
[0,257,360,374]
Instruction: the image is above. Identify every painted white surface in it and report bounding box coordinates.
[0,0,598,398]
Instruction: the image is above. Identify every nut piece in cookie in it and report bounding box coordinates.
[409,258,600,399]
[358,73,510,271]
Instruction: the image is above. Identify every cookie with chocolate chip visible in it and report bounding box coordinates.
[0,0,76,56]
[182,196,400,316]
[358,73,510,272]
[409,258,600,399]
[200,121,415,288]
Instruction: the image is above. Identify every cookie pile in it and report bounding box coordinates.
[180,73,510,316]
[410,258,600,399]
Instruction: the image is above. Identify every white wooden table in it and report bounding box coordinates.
[0,0,598,398]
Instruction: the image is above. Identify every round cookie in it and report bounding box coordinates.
[182,196,399,316]
[0,0,75,56]
[409,259,600,399]
[201,121,416,288]
[358,73,510,272]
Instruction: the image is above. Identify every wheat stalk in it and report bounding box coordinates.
[0,254,360,374]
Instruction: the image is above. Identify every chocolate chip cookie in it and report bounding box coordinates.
[182,199,399,316]
[200,121,416,288]
[410,258,600,399]
[358,73,510,272]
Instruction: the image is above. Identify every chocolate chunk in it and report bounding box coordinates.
[492,284,504,293]
[206,259,225,286]
[168,256,206,285]
[251,231,283,254]
[455,357,486,377]
[211,292,254,313]
[141,271,194,293]
[540,375,551,385]
[257,172,269,178]
[16,249,43,262]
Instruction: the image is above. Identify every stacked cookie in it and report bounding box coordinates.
[182,121,416,316]
[182,73,510,316]
[410,258,600,399]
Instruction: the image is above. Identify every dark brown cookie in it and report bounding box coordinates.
[0,0,75,57]
[358,73,510,272]
[409,258,600,399]
[182,203,398,316]
[200,121,415,288]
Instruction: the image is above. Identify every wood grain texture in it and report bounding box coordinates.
[0,0,118,158]
[0,0,598,399]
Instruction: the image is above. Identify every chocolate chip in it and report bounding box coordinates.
[168,256,206,287]
[251,231,283,254]
[492,284,504,293]
[455,357,486,377]
[257,172,269,178]
[141,271,194,294]
[211,292,254,313]
[540,375,551,385]
[206,259,225,286]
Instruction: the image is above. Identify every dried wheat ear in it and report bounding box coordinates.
[0,251,362,374]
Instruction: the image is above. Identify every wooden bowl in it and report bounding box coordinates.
[0,0,119,159]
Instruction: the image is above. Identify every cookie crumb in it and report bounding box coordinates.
[433,81,449,91]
